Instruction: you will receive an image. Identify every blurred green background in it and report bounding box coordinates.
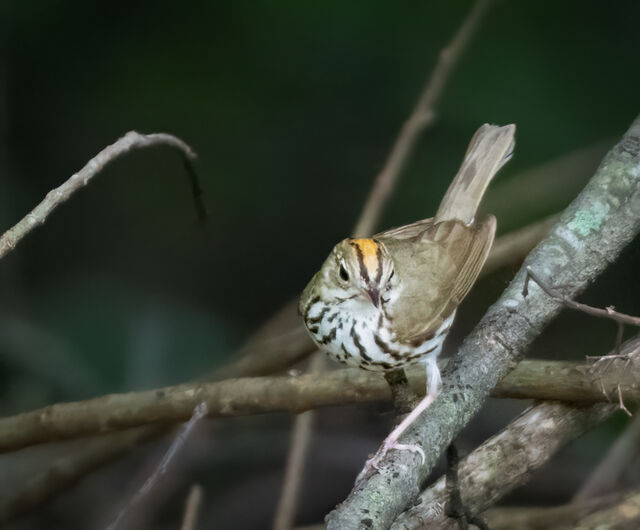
[1,1,640,528]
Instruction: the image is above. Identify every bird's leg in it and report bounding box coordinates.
[357,359,441,481]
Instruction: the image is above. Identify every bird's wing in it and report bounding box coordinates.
[377,216,495,343]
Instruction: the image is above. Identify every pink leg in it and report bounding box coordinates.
[357,359,441,481]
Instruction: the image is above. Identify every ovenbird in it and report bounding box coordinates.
[299,123,515,471]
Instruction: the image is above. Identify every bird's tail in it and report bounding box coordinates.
[435,123,515,225]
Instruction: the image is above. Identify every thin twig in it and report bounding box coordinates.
[0,131,206,260]
[352,0,494,238]
[525,265,640,411]
[105,402,208,530]
[618,383,633,416]
[523,266,640,327]
[180,484,204,530]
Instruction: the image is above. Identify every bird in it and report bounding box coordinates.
[298,123,516,473]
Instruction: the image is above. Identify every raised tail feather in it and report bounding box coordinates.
[435,123,515,225]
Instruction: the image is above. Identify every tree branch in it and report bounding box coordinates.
[273,354,326,530]
[1,343,636,522]
[1,343,639,454]
[326,115,640,529]
[0,131,205,261]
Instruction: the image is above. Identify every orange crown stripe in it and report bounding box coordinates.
[351,238,379,276]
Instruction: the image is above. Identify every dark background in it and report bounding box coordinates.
[1,1,640,528]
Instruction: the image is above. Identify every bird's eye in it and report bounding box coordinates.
[389,270,395,280]
[339,264,349,282]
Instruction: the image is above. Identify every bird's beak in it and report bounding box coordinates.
[367,286,380,307]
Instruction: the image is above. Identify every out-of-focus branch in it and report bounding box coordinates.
[105,403,208,530]
[2,346,639,454]
[571,489,640,527]
[482,491,634,530]
[573,413,640,502]
[0,131,205,261]
[391,401,617,529]
[327,115,640,529]
[273,354,326,530]
[353,0,494,238]
[0,425,168,524]
[180,485,204,530]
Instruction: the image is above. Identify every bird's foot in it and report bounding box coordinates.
[355,391,438,483]
[356,440,425,482]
